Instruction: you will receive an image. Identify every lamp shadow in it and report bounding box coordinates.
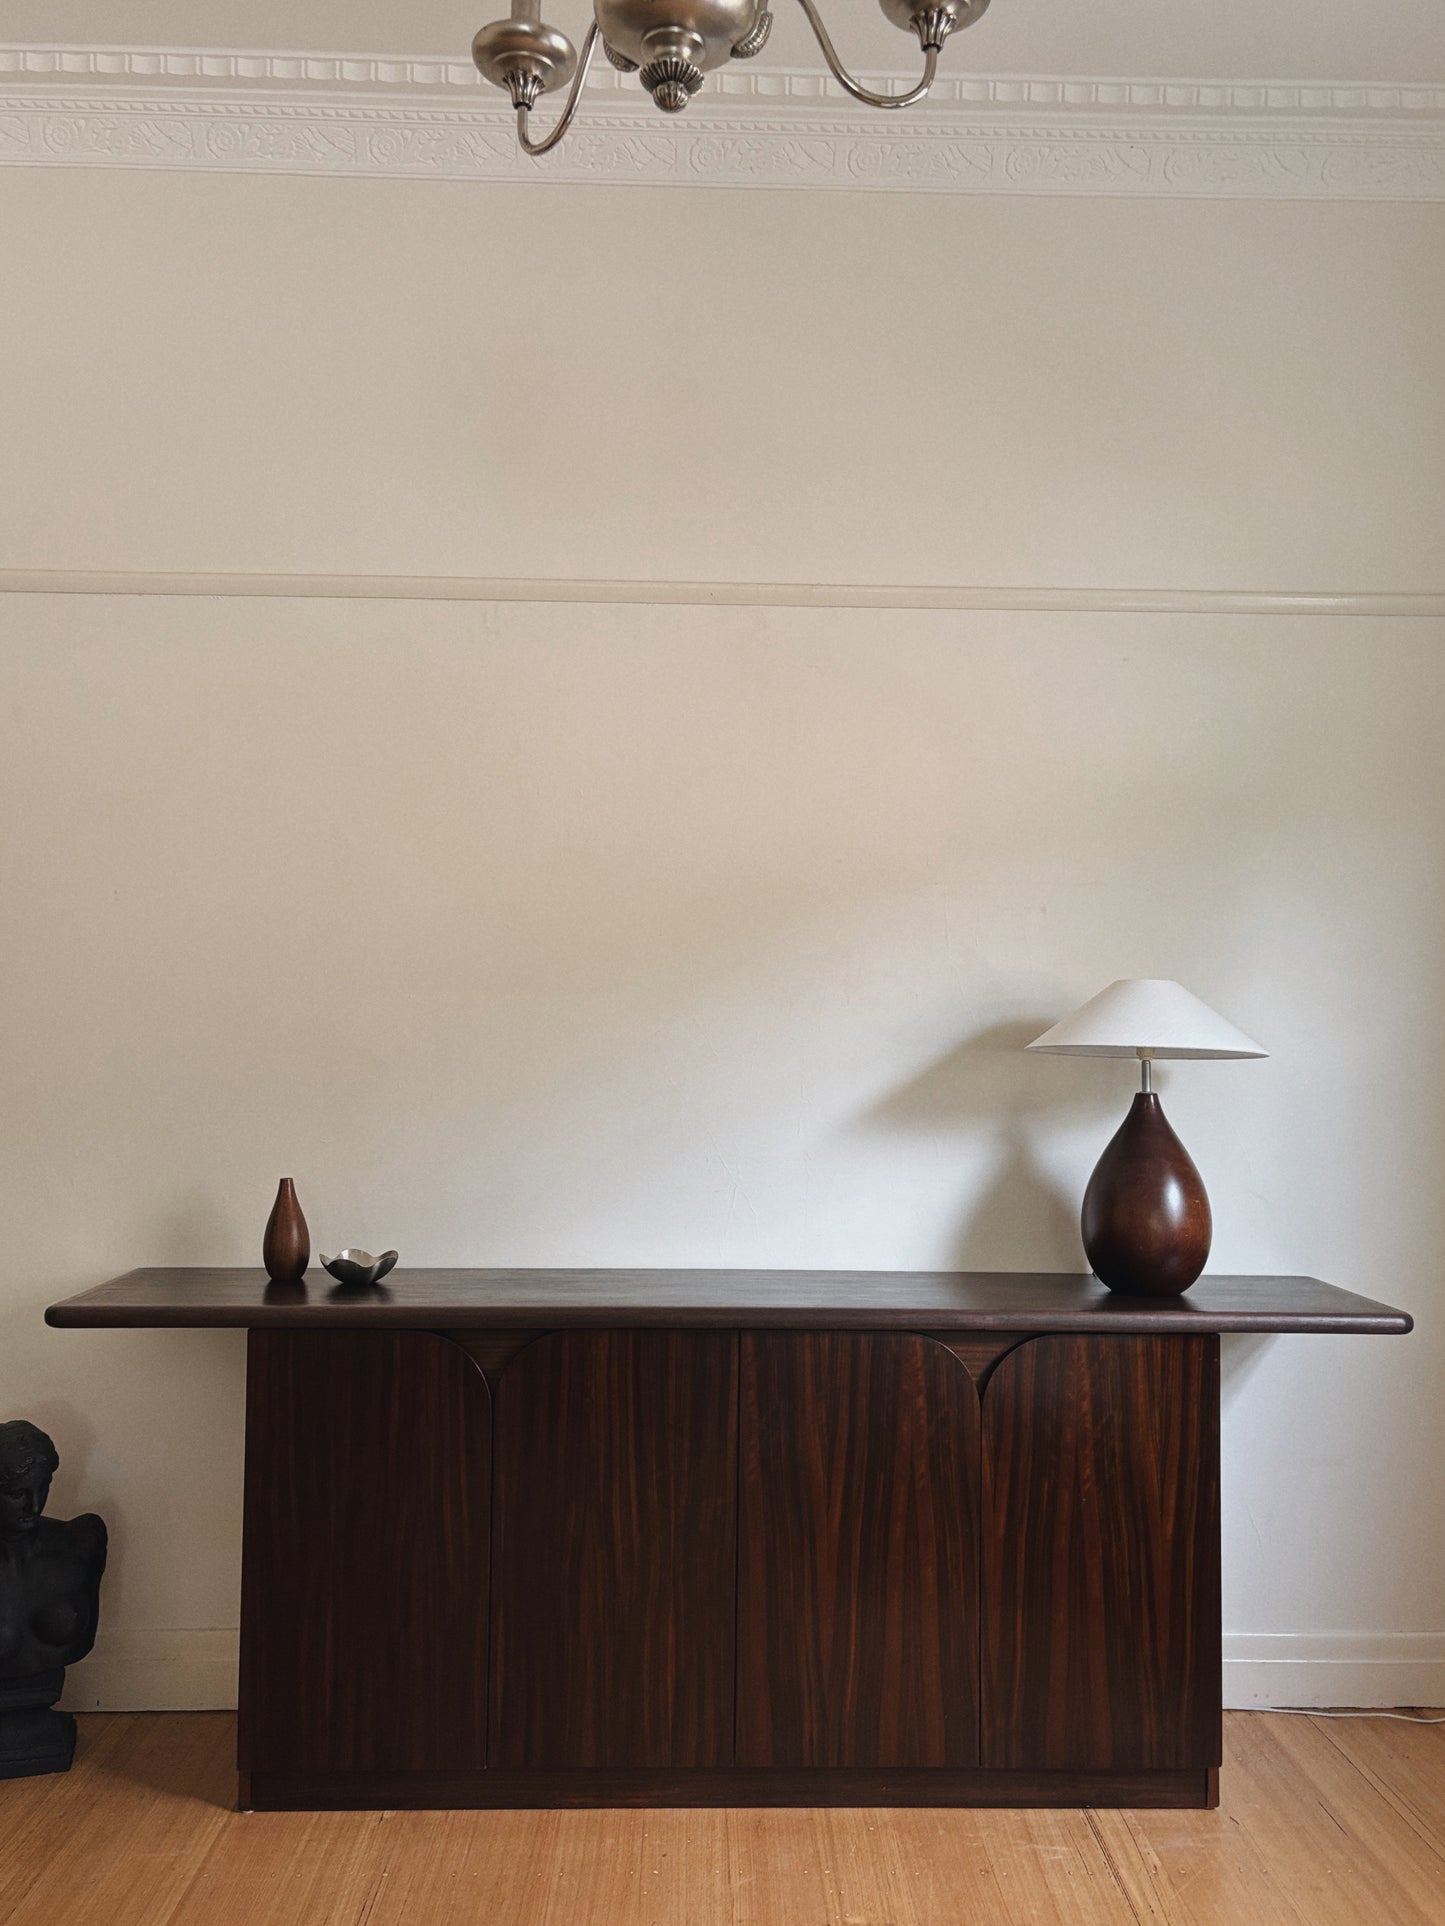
[865,1018,1118,1272]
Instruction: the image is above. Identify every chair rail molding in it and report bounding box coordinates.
[2,44,1444,199]
[3,571,1445,616]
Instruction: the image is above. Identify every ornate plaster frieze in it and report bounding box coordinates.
[2,44,1443,198]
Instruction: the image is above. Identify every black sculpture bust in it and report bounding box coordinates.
[0,1420,107,1777]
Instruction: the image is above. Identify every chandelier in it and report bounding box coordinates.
[471,0,992,154]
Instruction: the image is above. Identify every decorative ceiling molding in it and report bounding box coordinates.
[6,46,1445,115]
[3,43,1444,198]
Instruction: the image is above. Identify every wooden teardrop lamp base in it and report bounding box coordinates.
[1081,1092,1212,1296]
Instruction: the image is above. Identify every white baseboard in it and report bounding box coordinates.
[62,1628,1445,1714]
[62,1629,239,1712]
[1223,1634,1445,1709]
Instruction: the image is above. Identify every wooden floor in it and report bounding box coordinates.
[1,1713,1443,1924]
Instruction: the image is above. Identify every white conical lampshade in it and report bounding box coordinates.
[1027,979,1267,1060]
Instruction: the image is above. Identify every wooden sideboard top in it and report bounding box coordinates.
[45,1268,1412,1335]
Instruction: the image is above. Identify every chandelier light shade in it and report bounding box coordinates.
[1028,979,1268,1296]
[471,0,992,154]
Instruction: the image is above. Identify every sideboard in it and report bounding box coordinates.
[47,1268,1410,1812]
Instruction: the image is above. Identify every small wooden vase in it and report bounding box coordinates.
[262,1178,310,1284]
[1081,1094,1211,1296]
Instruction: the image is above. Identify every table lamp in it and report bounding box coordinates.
[1027,979,1267,1295]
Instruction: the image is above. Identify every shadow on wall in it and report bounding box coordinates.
[864,1016,1117,1271]
[19,1397,99,1524]
[1220,1332,1277,1408]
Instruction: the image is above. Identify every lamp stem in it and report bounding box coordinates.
[1139,1053,1153,1094]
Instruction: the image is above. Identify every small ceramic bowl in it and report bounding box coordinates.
[320,1248,399,1289]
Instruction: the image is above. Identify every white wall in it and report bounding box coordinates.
[4,176,1444,593]
[1,162,1442,1710]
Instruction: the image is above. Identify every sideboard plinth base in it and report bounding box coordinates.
[241,1765,1218,1812]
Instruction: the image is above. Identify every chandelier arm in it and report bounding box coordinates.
[516,19,600,155]
[789,0,938,107]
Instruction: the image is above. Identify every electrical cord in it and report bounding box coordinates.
[1260,1708,1445,1724]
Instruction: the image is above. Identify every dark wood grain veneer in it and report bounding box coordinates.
[242,1764,1217,1810]
[923,1331,1024,1387]
[46,1267,1413,1333]
[58,1265,1403,1815]
[488,1330,738,1770]
[981,1333,1221,1772]
[448,1329,545,1386]
[737,1333,980,1768]
[238,1330,491,1779]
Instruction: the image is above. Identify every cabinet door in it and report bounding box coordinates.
[981,1333,1221,1771]
[239,1330,491,1779]
[489,1330,738,1769]
[737,1332,981,1768]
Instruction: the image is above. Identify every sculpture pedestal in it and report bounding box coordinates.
[0,1670,75,1780]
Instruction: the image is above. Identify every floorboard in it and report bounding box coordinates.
[0,1712,1440,1926]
